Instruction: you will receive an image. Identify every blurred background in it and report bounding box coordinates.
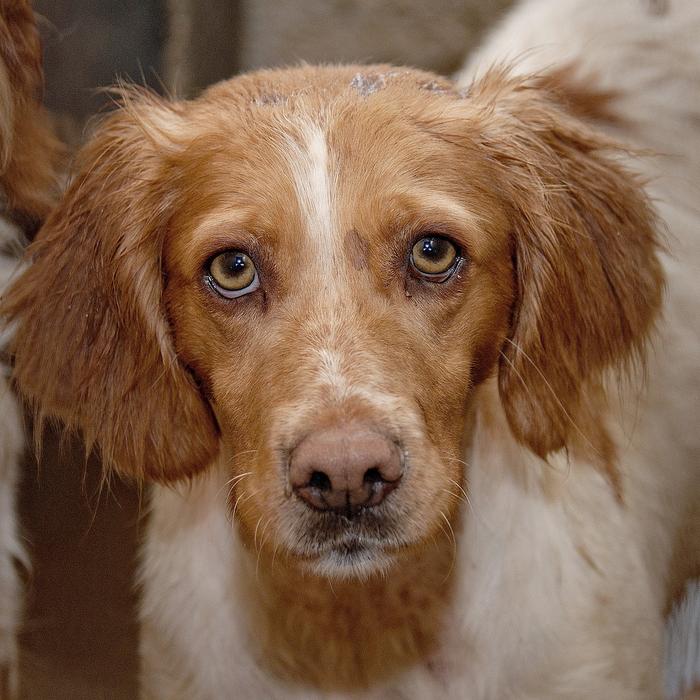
[34,0,513,141]
[20,1,513,697]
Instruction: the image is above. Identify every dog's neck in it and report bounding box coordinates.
[231,387,480,691]
[238,532,458,692]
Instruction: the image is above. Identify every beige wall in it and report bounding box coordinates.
[166,0,513,96]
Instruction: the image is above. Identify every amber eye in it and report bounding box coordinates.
[207,251,259,298]
[410,236,459,279]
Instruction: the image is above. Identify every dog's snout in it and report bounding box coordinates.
[289,423,403,516]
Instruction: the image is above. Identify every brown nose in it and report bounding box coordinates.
[289,423,403,516]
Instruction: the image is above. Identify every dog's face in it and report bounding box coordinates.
[3,65,662,578]
[162,69,515,576]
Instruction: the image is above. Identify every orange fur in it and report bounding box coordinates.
[244,537,455,689]
[2,65,660,482]
[2,92,219,481]
[464,69,663,463]
[0,0,62,230]
[0,63,667,692]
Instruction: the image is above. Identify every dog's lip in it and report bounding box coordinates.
[300,508,399,543]
[331,533,374,552]
[304,534,382,567]
[285,499,414,561]
[326,537,368,557]
[294,535,394,578]
[294,528,378,559]
[293,526,408,562]
[308,532,377,554]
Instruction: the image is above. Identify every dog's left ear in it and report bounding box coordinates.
[463,69,664,457]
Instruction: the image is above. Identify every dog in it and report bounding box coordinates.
[2,0,699,697]
[0,0,61,696]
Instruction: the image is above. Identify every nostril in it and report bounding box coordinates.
[309,470,332,491]
[289,425,404,513]
[363,467,383,485]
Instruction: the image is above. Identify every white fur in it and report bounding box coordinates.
[315,347,351,399]
[284,119,335,265]
[0,218,25,699]
[667,580,700,700]
[140,1,700,697]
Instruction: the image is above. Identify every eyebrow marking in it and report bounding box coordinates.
[344,228,368,271]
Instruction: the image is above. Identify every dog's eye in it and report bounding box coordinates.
[207,251,259,298]
[410,236,459,280]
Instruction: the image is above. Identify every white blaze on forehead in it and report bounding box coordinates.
[316,347,349,399]
[314,346,408,420]
[283,119,336,266]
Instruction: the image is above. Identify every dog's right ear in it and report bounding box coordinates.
[1,90,219,482]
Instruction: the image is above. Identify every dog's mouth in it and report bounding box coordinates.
[302,534,398,579]
[290,511,407,579]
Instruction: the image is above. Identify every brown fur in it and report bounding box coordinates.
[0,0,62,230]
[2,63,661,492]
[2,91,219,481]
[533,64,622,126]
[244,538,455,690]
[0,3,61,697]
[0,63,664,689]
[451,69,663,462]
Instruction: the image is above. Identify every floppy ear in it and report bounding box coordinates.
[1,90,219,481]
[472,69,664,458]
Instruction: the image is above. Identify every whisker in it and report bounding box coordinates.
[253,516,263,553]
[436,513,452,546]
[220,471,253,501]
[445,455,471,468]
[255,516,273,581]
[446,476,470,504]
[327,574,337,599]
[223,470,255,489]
[231,487,259,521]
[229,448,258,461]
[259,516,273,551]
[438,510,458,583]
[439,510,457,547]
[271,540,282,574]
[502,339,599,461]
[441,488,467,505]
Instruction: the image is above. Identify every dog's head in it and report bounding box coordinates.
[2,65,663,578]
